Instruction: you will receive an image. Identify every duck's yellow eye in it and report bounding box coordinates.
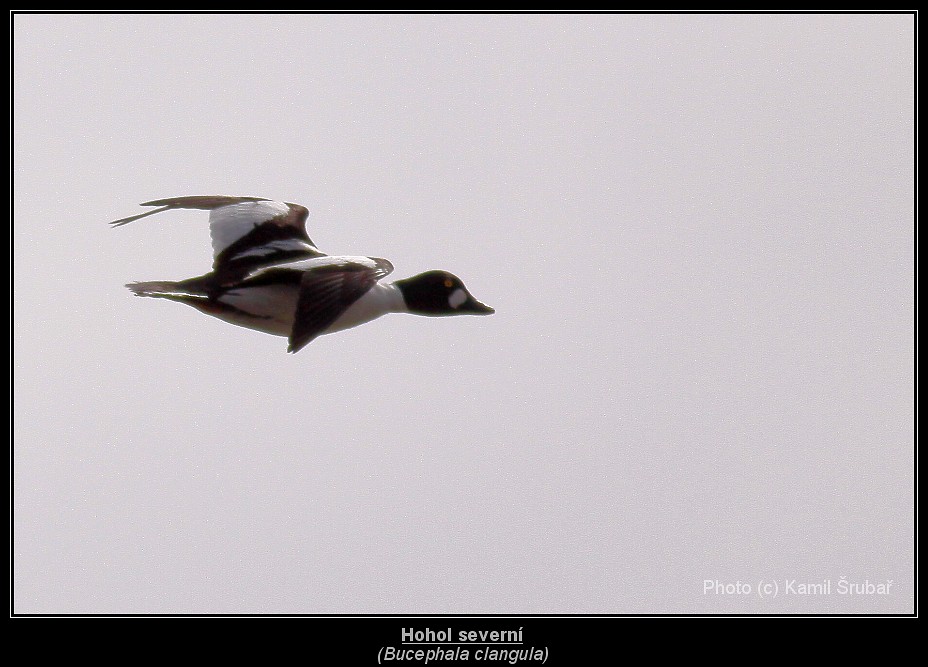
[444,279,454,288]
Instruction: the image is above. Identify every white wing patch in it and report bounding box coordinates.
[232,238,319,260]
[209,200,292,258]
[247,255,381,278]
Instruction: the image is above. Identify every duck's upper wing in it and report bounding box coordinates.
[110,196,324,275]
[242,256,394,353]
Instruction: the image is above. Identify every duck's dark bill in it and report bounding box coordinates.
[463,298,495,315]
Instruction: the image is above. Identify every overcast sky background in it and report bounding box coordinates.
[14,13,913,614]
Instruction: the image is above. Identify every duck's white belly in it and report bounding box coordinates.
[214,282,406,338]
[217,285,298,336]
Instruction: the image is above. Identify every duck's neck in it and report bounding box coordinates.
[379,282,410,314]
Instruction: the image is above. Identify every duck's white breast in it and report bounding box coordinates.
[327,283,407,334]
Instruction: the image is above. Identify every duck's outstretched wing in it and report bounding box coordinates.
[251,256,394,354]
[110,196,325,276]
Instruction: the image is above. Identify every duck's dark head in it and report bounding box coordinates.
[395,270,495,317]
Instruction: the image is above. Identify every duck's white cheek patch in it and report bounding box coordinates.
[448,288,467,309]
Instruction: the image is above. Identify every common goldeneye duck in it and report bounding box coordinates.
[111,196,494,353]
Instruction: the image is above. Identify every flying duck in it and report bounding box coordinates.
[111,196,494,353]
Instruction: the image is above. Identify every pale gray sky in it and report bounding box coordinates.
[13,13,914,614]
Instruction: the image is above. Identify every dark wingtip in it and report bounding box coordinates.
[108,205,170,227]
